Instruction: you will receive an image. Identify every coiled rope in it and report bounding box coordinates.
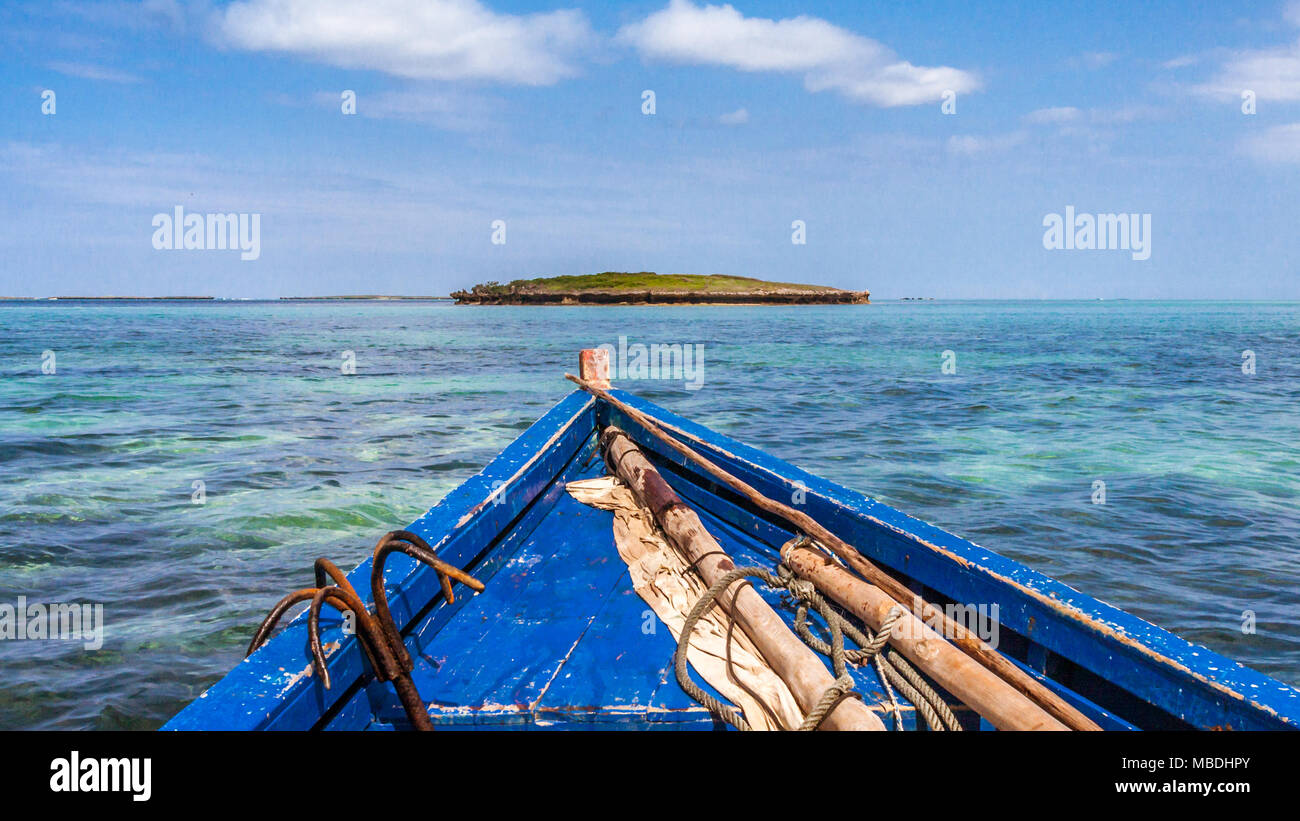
[675,555,962,731]
[779,561,962,732]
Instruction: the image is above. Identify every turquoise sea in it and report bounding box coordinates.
[1,299,1297,729]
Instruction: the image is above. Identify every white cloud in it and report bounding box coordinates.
[1195,7,1300,101]
[1198,42,1300,100]
[620,1,873,72]
[717,107,749,125]
[617,0,979,107]
[217,0,594,85]
[1241,122,1300,163]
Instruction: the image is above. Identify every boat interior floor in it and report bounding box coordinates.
[318,433,969,731]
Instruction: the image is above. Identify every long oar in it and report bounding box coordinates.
[566,370,1101,731]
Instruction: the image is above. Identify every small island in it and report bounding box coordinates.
[450,272,869,305]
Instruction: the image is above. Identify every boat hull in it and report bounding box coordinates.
[164,390,1300,730]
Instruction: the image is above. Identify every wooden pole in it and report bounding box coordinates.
[566,370,1102,732]
[603,427,885,731]
[783,545,1068,731]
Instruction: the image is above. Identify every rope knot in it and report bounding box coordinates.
[799,674,862,731]
[787,578,816,600]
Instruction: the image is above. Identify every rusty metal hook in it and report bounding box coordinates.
[245,535,483,732]
[314,557,359,597]
[370,530,485,674]
[306,585,399,689]
[247,588,318,657]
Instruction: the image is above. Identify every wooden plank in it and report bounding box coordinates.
[534,580,672,725]
[396,489,633,726]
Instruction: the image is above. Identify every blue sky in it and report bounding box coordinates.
[1,0,1298,298]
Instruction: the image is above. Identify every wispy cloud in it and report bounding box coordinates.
[1069,51,1118,70]
[1162,54,1201,69]
[50,0,189,33]
[1241,122,1300,163]
[1024,104,1163,126]
[717,107,749,125]
[47,60,142,83]
[215,0,594,85]
[1024,106,1082,125]
[1197,44,1300,101]
[1193,6,1300,101]
[946,131,1027,156]
[1017,104,1165,159]
[310,88,500,131]
[1288,0,1300,27]
[617,0,980,107]
[0,139,500,252]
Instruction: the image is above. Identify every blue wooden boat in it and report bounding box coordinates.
[165,376,1300,731]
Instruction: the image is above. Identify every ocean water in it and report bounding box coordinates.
[0,299,1297,729]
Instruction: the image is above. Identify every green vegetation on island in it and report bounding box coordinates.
[450,272,869,305]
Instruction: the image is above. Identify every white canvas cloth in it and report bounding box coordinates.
[566,476,803,730]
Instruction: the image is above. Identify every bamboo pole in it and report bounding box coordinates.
[566,370,1101,731]
[604,427,885,731]
[784,544,1067,730]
